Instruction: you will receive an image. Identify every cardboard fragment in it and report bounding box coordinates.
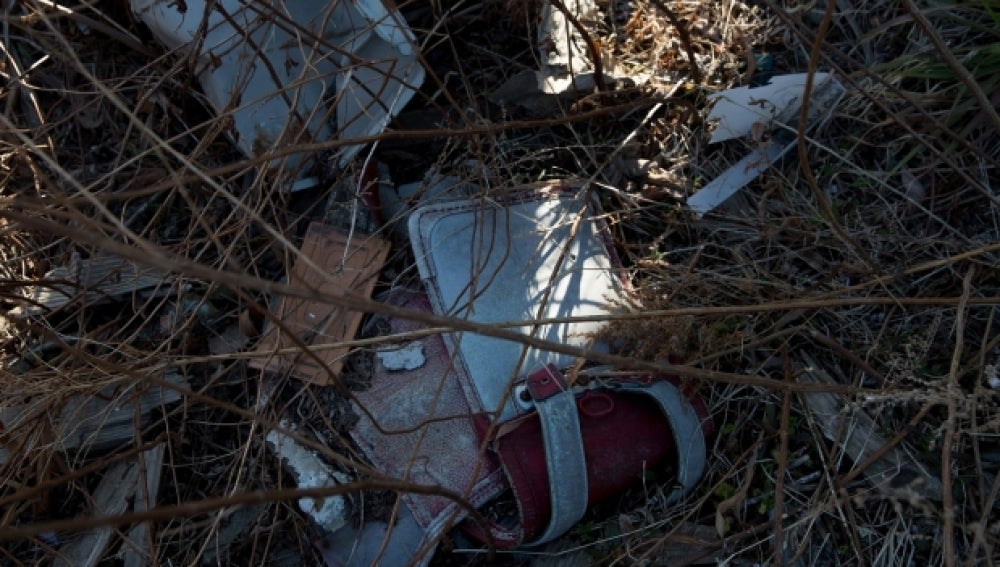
[798,352,942,500]
[251,223,390,385]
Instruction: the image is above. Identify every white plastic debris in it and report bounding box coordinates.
[266,422,350,533]
[377,174,473,232]
[986,364,1000,390]
[538,0,600,94]
[687,73,845,217]
[376,341,426,371]
[131,0,424,189]
[533,0,640,96]
[704,73,835,144]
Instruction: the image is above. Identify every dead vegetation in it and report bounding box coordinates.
[1,0,999,565]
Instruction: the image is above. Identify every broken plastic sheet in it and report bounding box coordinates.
[409,190,626,421]
[687,73,846,217]
[348,291,506,566]
[131,0,424,189]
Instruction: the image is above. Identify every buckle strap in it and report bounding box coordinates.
[635,380,708,503]
[526,365,588,546]
[520,366,708,545]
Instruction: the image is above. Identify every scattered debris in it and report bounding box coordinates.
[13,252,179,316]
[130,0,424,188]
[7,0,993,563]
[52,463,137,566]
[51,447,163,567]
[490,0,638,115]
[251,223,390,385]
[347,185,711,559]
[350,290,502,563]
[704,73,831,144]
[0,372,185,465]
[375,341,426,371]
[798,352,942,501]
[317,504,425,567]
[488,69,568,116]
[158,296,220,337]
[538,0,602,94]
[200,505,268,566]
[687,73,846,216]
[376,174,473,233]
[266,421,350,533]
[207,323,253,357]
[121,444,166,567]
[986,364,1000,390]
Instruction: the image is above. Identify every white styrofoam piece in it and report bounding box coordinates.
[376,341,426,371]
[706,73,831,143]
[408,193,623,421]
[130,0,423,182]
[267,423,349,533]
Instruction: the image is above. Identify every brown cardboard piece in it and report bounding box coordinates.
[251,223,390,385]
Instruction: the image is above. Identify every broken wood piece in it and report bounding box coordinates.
[52,456,143,567]
[538,0,601,94]
[250,223,390,385]
[0,372,185,466]
[122,444,166,567]
[14,253,178,316]
[798,352,942,501]
[201,505,267,565]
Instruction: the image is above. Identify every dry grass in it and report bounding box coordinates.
[1,0,999,565]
